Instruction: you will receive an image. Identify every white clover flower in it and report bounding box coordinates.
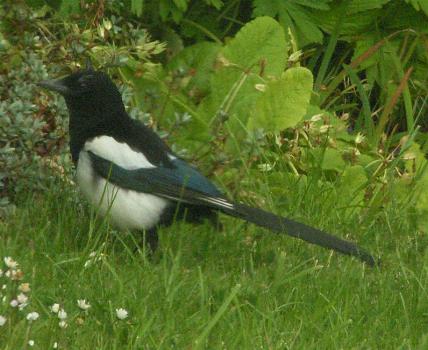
[17,293,28,304]
[26,312,39,321]
[77,299,91,311]
[1,284,6,290]
[58,320,67,328]
[19,283,31,293]
[10,299,18,308]
[58,309,67,320]
[53,342,58,349]
[0,315,6,326]
[10,269,24,281]
[28,340,35,347]
[50,303,60,313]
[257,163,273,172]
[4,257,18,269]
[115,308,128,320]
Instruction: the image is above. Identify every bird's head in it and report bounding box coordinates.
[38,63,125,118]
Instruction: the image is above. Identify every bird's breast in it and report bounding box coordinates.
[76,150,169,231]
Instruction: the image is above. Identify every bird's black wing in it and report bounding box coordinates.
[88,151,376,266]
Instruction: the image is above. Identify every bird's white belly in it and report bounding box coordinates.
[76,151,169,230]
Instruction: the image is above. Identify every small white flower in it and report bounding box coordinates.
[319,125,331,133]
[58,309,67,320]
[0,315,6,326]
[19,283,31,293]
[355,132,365,145]
[4,270,10,278]
[26,312,39,321]
[10,299,18,307]
[1,284,6,290]
[254,84,266,92]
[115,308,128,320]
[53,342,58,349]
[10,269,23,280]
[257,163,273,172]
[28,340,35,347]
[17,293,28,304]
[50,303,60,313]
[4,257,18,269]
[58,320,67,328]
[310,114,323,122]
[77,299,91,311]
[103,19,112,31]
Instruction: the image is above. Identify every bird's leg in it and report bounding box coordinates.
[134,228,159,256]
[209,211,223,231]
[144,228,159,253]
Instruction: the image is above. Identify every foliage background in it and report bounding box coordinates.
[0,0,427,348]
[1,0,427,226]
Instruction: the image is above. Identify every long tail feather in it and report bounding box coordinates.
[221,203,376,266]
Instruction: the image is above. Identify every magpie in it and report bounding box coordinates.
[38,65,376,266]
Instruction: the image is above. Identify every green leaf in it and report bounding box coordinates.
[293,0,331,10]
[205,0,224,10]
[159,0,185,22]
[287,3,324,44]
[318,148,346,172]
[172,0,188,11]
[347,0,390,13]
[197,16,287,135]
[24,0,45,8]
[337,165,368,216]
[167,42,221,95]
[416,170,428,231]
[402,143,428,231]
[405,0,428,16]
[384,3,428,33]
[313,1,390,38]
[253,0,331,45]
[249,67,313,132]
[221,16,286,74]
[131,0,144,17]
[59,0,80,16]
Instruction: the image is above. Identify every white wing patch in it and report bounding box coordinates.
[76,137,169,231]
[84,136,155,170]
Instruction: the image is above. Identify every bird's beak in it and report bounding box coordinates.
[37,78,70,95]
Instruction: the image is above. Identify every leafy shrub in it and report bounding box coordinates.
[0,51,70,216]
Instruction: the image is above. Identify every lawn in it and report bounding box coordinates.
[0,175,426,349]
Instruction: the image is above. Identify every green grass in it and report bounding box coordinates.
[0,176,427,349]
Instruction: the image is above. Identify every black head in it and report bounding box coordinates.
[38,67,125,119]
[38,65,129,162]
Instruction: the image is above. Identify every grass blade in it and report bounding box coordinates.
[194,283,241,348]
